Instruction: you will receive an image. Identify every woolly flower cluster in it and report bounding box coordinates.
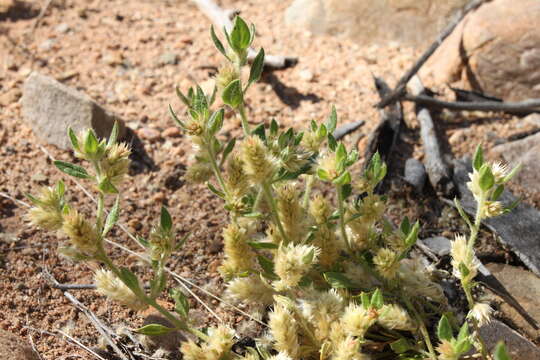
[240,136,279,185]
[450,234,480,285]
[274,243,320,290]
[181,325,236,360]
[94,269,147,311]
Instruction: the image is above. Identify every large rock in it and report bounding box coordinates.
[491,132,540,194]
[485,264,540,342]
[0,330,39,360]
[22,72,126,149]
[479,319,540,359]
[284,0,469,46]
[424,0,540,101]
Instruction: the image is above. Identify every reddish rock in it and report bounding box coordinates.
[161,127,181,138]
[424,0,540,101]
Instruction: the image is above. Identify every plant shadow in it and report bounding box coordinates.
[262,72,321,109]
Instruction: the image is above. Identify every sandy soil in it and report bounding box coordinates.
[0,0,538,358]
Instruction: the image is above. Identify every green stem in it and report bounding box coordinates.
[336,185,350,252]
[96,192,105,234]
[238,104,250,137]
[262,182,289,243]
[302,175,314,209]
[207,142,230,199]
[404,298,437,360]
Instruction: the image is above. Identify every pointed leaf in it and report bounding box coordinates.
[437,315,453,341]
[323,272,355,289]
[135,323,175,336]
[160,206,172,232]
[222,79,243,108]
[108,121,120,146]
[473,145,484,171]
[248,48,265,87]
[210,25,229,59]
[326,105,338,133]
[68,128,80,151]
[102,197,120,236]
[54,161,91,179]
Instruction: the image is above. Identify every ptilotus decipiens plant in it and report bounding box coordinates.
[27,15,520,360]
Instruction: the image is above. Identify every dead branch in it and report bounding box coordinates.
[31,0,54,34]
[363,77,403,192]
[403,94,540,114]
[409,76,455,196]
[333,120,365,140]
[376,0,485,108]
[190,0,298,69]
[42,269,134,360]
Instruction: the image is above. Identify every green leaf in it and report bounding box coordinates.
[454,198,472,228]
[160,206,172,232]
[326,105,338,133]
[136,235,149,248]
[341,183,352,199]
[119,267,143,295]
[25,193,44,207]
[473,145,484,171]
[84,130,99,155]
[175,86,191,107]
[370,288,383,309]
[98,178,119,194]
[493,342,511,360]
[68,128,79,151]
[457,321,470,343]
[54,161,91,179]
[270,118,279,136]
[459,262,470,278]
[170,288,190,319]
[492,184,504,201]
[390,338,413,354]
[56,180,66,197]
[502,163,522,184]
[248,241,279,250]
[317,168,331,182]
[108,121,119,147]
[220,138,236,167]
[222,79,243,108]
[169,104,185,129]
[317,124,328,138]
[252,123,266,141]
[360,292,370,309]
[230,16,251,52]
[207,182,225,199]
[479,164,495,191]
[323,272,355,289]
[102,196,120,236]
[437,315,453,341]
[404,221,420,247]
[210,25,229,60]
[257,255,277,279]
[400,217,411,235]
[335,143,347,165]
[327,133,337,151]
[332,170,351,186]
[208,108,225,136]
[248,48,265,87]
[302,248,315,264]
[135,323,175,336]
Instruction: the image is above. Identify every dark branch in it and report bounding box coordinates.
[376,0,485,108]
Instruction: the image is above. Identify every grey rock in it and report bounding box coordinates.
[479,319,540,360]
[404,158,427,192]
[158,52,178,66]
[453,158,540,276]
[22,72,126,149]
[491,132,540,194]
[0,330,39,360]
[485,264,540,340]
[421,236,450,256]
[284,0,469,46]
[55,23,70,34]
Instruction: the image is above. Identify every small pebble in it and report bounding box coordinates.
[299,69,314,82]
[55,23,70,34]
[161,127,181,138]
[137,127,161,141]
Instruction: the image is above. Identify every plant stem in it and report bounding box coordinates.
[403,298,437,360]
[262,182,289,243]
[336,185,350,251]
[96,192,105,234]
[302,175,314,208]
[238,104,250,136]
[207,142,229,199]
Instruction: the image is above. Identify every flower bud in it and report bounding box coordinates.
[62,210,99,256]
[94,269,147,311]
[240,136,278,185]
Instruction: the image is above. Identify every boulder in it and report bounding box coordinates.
[424,0,540,101]
[284,0,469,46]
[0,330,39,360]
[21,72,126,149]
[479,319,540,359]
[485,264,540,341]
[491,132,540,194]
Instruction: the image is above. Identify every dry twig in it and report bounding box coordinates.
[376,0,485,108]
[190,0,297,69]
